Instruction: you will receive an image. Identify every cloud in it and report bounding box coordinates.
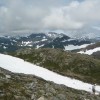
[43,2,84,30]
[0,0,100,35]
[43,0,100,31]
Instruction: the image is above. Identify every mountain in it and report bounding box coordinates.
[42,35,91,50]
[0,32,100,53]
[0,32,64,53]
[0,33,52,53]
[0,46,100,99]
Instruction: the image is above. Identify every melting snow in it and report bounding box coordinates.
[3,46,7,49]
[34,41,40,44]
[41,39,47,42]
[0,53,100,94]
[78,47,100,55]
[64,44,90,50]
[22,41,32,46]
[36,44,44,49]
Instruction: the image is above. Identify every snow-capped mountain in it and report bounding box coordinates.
[42,35,92,50]
[0,32,100,53]
[0,33,54,52]
[67,27,100,40]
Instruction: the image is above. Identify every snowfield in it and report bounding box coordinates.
[78,47,100,55]
[64,44,90,51]
[0,53,100,94]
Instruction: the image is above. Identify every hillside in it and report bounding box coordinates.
[10,48,100,84]
[1,67,100,100]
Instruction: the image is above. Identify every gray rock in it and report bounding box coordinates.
[37,96,45,100]
[31,94,35,100]
[6,75,11,79]
[57,94,66,100]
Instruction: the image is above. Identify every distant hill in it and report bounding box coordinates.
[11,48,100,84]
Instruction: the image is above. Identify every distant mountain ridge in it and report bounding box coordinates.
[0,32,100,53]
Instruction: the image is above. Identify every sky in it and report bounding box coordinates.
[0,0,100,36]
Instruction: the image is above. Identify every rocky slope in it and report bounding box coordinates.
[10,48,100,84]
[0,67,100,100]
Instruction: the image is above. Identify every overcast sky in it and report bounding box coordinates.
[0,0,100,36]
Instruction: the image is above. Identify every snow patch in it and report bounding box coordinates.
[34,41,40,44]
[36,44,44,49]
[64,44,90,50]
[3,46,7,49]
[41,39,47,42]
[12,40,17,42]
[78,47,100,55]
[21,41,32,46]
[0,53,100,94]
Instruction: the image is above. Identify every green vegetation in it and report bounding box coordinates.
[10,48,100,84]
